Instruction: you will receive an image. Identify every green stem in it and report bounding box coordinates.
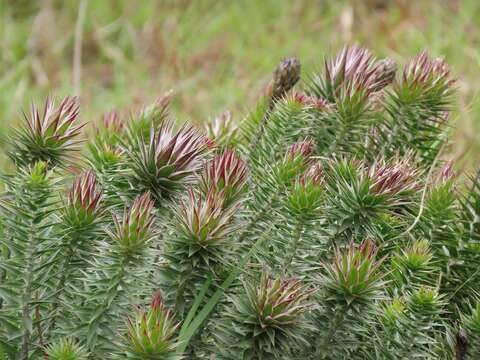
[47,243,76,334]
[281,218,305,272]
[86,256,128,350]
[21,218,39,359]
[315,303,351,358]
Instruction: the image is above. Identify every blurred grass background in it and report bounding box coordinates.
[1,0,479,169]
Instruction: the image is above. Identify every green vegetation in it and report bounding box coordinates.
[1,43,480,359]
[1,0,480,168]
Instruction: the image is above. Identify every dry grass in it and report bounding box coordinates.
[1,0,479,169]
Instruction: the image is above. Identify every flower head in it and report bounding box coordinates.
[286,138,315,161]
[111,192,155,254]
[45,338,89,360]
[11,96,84,167]
[367,154,420,200]
[217,269,315,358]
[403,51,454,91]
[370,58,397,92]
[269,57,301,100]
[320,239,385,304]
[251,269,316,329]
[174,187,240,252]
[127,121,210,200]
[64,170,102,227]
[199,149,249,207]
[124,292,181,360]
[322,45,397,100]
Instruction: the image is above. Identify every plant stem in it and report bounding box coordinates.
[86,256,129,351]
[282,218,305,272]
[47,242,77,334]
[21,218,39,359]
[315,303,351,358]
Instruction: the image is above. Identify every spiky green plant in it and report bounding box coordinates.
[213,269,316,359]
[123,121,211,202]
[45,338,89,360]
[9,97,84,168]
[1,47,479,360]
[122,292,181,360]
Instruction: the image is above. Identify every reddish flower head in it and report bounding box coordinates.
[251,269,316,329]
[367,155,420,199]
[175,187,240,250]
[12,96,85,167]
[65,170,102,226]
[286,138,315,161]
[402,50,454,91]
[199,149,249,207]
[111,192,156,253]
[128,121,211,199]
[324,45,397,98]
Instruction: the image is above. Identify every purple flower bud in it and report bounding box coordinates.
[199,149,249,207]
[403,50,454,89]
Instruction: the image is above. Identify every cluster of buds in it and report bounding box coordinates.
[402,50,454,93]
[124,292,181,359]
[324,45,397,100]
[110,192,155,255]
[366,154,420,203]
[170,150,247,270]
[205,111,238,148]
[286,161,325,219]
[250,270,316,329]
[199,149,248,208]
[220,269,316,358]
[129,121,210,200]
[12,96,84,167]
[320,239,385,304]
[174,187,240,252]
[45,338,89,360]
[64,170,102,227]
